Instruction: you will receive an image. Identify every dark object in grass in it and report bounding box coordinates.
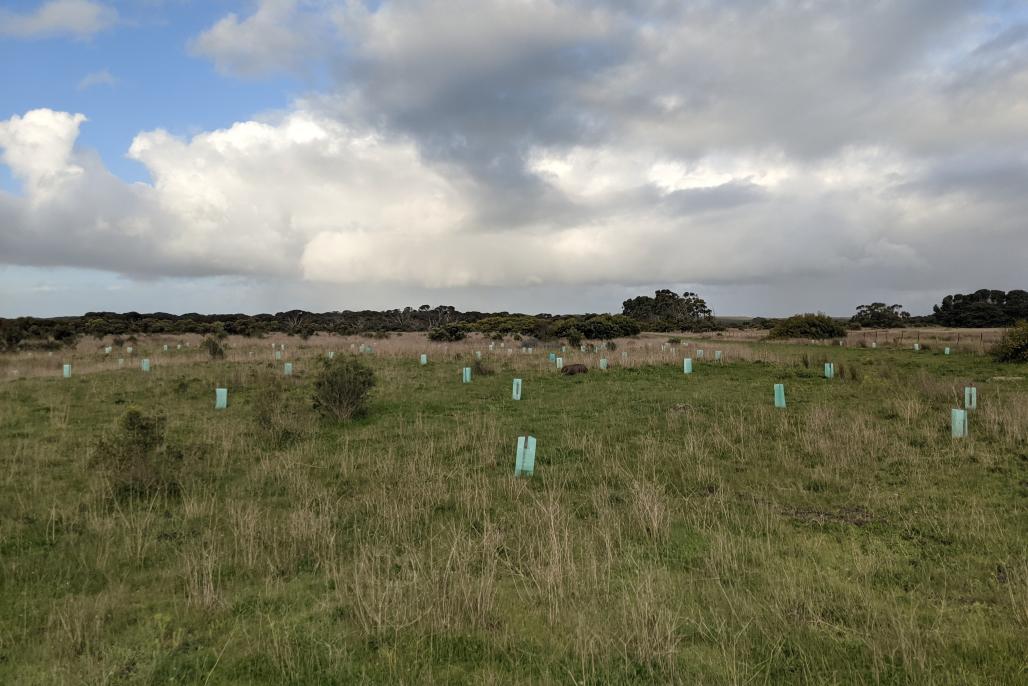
[561,364,588,376]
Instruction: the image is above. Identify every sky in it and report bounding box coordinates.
[1,0,1026,318]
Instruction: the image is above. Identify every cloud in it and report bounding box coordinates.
[3,2,1028,313]
[0,0,117,40]
[77,68,117,90]
[187,0,340,77]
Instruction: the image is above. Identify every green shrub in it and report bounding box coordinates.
[91,409,184,498]
[992,321,1028,363]
[202,336,225,359]
[312,355,376,420]
[667,337,682,345]
[428,324,466,342]
[564,328,584,348]
[767,313,847,340]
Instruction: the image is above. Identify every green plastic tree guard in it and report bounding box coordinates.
[284,363,293,376]
[599,358,608,370]
[774,384,786,408]
[561,346,567,353]
[475,351,482,360]
[163,345,169,352]
[621,352,628,360]
[951,409,967,438]
[515,435,537,477]
[871,342,877,349]
[420,354,428,365]
[944,347,951,355]
[274,350,283,360]
[913,343,920,351]
[824,362,834,379]
[512,378,522,400]
[964,386,977,410]
[141,358,151,372]
[548,352,556,362]
[215,388,227,409]
[117,358,124,368]
[696,349,704,359]
[683,358,693,374]
[462,367,472,383]
[62,364,71,378]
[104,346,112,354]
[714,351,722,362]
[556,357,563,369]
[126,346,133,354]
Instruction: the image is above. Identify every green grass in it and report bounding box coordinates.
[1,340,1026,684]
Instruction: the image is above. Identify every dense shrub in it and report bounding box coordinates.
[564,328,583,347]
[312,355,377,420]
[428,324,467,342]
[767,313,847,340]
[202,336,225,359]
[91,409,185,498]
[992,321,1028,363]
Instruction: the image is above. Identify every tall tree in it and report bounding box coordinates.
[850,303,910,328]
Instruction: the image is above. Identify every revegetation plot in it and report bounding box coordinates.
[1,334,1026,684]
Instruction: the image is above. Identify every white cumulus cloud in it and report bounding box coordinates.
[3,1,1028,313]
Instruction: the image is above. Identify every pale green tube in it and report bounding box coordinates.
[515,436,536,476]
[951,409,967,438]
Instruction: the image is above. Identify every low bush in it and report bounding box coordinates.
[992,321,1028,363]
[312,355,377,420]
[202,336,225,359]
[767,313,847,340]
[428,324,467,342]
[91,409,185,498]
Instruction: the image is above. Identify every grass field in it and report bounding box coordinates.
[1,334,1026,684]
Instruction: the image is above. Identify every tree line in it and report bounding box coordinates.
[1,289,1024,351]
